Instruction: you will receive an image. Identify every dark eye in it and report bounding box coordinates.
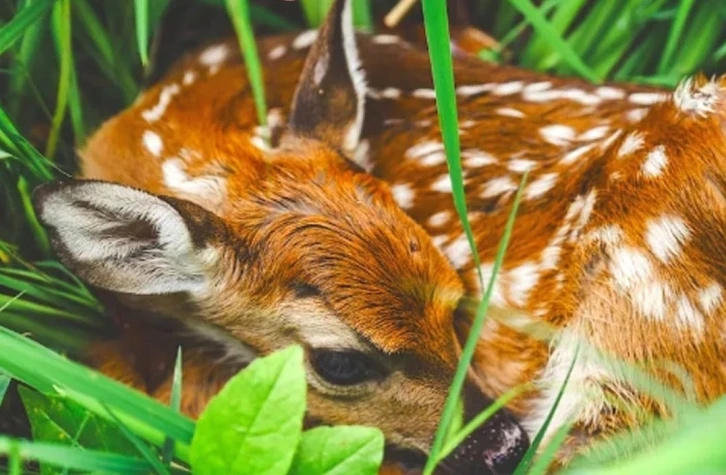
[310,350,382,386]
[292,282,321,299]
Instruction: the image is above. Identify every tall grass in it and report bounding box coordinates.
[1,0,726,473]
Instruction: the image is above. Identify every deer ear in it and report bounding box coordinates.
[32,180,225,296]
[287,0,365,156]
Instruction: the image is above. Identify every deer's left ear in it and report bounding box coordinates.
[286,0,366,157]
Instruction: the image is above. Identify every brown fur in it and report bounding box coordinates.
[51,11,726,474]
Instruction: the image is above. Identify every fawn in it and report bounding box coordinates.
[32,0,726,473]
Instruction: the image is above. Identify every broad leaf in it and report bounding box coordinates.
[19,387,138,474]
[290,426,384,475]
[190,345,306,475]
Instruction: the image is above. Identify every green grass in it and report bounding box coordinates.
[1,0,726,473]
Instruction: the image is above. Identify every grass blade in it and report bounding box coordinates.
[226,0,268,133]
[657,0,696,73]
[508,0,598,82]
[0,373,10,405]
[134,0,149,66]
[513,342,579,475]
[435,385,529,465]
[45,0,71,159]
[0,0,54,55]
[163,347,183,465]
[0,436,154,474]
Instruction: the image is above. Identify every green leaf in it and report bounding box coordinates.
[0,436,153,474]
[0,373,10,405]
[134,0,149,66]
[290,426,384,475]
[0,0,54,55]
[190,345,306,475]
[18,387,137,456]
[226,0,269,136]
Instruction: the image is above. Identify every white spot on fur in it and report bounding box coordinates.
[481,177,518,198]
[610,246,652,290]
[698,283,723,314]
[416,119,433,127]
[463,149,497,167]
[391,183,414,209]
[492,81,524,96]
[496,107,525,118]
[456,84,493,96]
[372,34,400,44]
[645,215,689,263]
[632,280,671,321]
[142,83,180,123]
[268,45,287,60]
[444,234,472,269]
[432,235,448,250]
[523,81,552,93]
[587,225,623,245]
[384,118,404,126]
[673,76,722,117]
[617,132,644,157]
[523,88,601,105]
[199,44,230,66]
[525,173,558,200]
[629,92,667,105]
[560,144,595,165]
[626,108,648,122]
[642,145,668,177]
[507,262,539,306]
[676,294,704,332]
[412,88,437,99]
[353,139,373,172]
[427,211,451,228]
[142,131,163,156]
[162,159,226,209]
[250,135,272,152]
[182,71,196,86]
[578,126,609,141]
[293,30,318,49]
[406,141,443,159]
[540,125,575,146]
[431,175,453,193]
[508,159,537,173]
[595,86,626,100]
[523,328,611,442]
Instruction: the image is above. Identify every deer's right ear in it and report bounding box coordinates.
[32,180,226,296]
[286,0,366,158]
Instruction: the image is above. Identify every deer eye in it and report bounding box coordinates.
[310,350,382,386]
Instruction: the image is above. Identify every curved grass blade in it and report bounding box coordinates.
[0,436,154,474]
[508,0,598,82]
[657,0,696,73]
[512,342,579,475]
[226,0,268,137]
[45,0,71,159]
[0,0,54,55]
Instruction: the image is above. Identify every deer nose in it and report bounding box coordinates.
[439,383,529,475]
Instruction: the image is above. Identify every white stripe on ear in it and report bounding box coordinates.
[340,0,366,152]
[33,180,219,295]
[286,0,367,161]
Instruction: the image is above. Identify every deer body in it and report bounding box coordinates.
[34,2,726,472]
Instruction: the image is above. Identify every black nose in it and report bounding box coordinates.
[439,384,529,475]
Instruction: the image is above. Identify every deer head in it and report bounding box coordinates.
[31,0,529,472]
